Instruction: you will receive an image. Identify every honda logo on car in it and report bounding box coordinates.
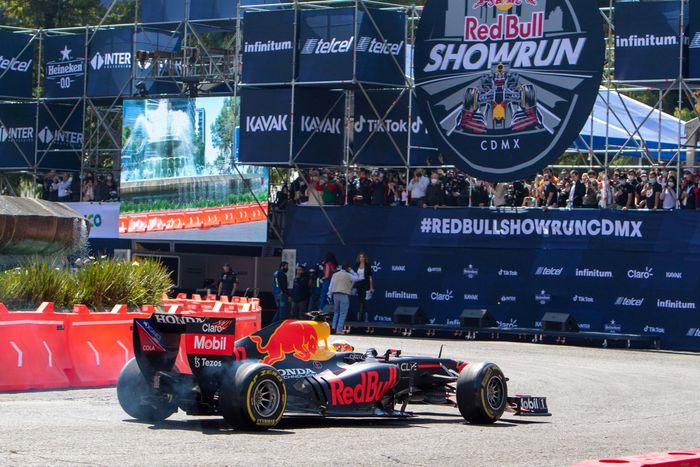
[154,314,206,325]
[277,368,317,379]
[186,334,234,356]
[615,297,644,307]
[628,267,653,279]
[329,367,398,406]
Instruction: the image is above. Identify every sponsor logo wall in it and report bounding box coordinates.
[0,30,34,98]
[287,206,700,351]
[44,35,86,98]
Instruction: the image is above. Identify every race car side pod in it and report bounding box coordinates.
[572,449,700,466]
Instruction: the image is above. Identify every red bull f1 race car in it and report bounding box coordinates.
[457,63,542,134]
[117,312,550,430]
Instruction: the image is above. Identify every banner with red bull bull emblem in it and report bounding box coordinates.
[413,0,604,181]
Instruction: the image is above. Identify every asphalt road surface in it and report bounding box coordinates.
[1,337,699,466]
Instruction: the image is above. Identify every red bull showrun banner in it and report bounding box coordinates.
[413,0,604,181]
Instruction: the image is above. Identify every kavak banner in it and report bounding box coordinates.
[238,88,345,166]
[87,28,133,97]
[615,0,688,83]
[44,34,86,98]
[242,10,296,85]
[0,30,34,99]
[0,103,36,169]
[413,0,605,182]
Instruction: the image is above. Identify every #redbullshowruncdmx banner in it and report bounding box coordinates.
[413,0,604,182]
[615,0,688,83]
[0,30,34,99]
[44,34,86,98]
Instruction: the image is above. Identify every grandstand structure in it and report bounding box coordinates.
[0,0,696,198]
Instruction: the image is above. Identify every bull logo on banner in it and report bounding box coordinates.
[413,0,604,181]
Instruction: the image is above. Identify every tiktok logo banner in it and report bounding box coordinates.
[413,0,604,181]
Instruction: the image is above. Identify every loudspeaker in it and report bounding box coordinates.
[459,309,497,328]
[541,312,579,332]
[393,306,427,325]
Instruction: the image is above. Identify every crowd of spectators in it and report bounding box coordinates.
[273,167,700,211]
[40,171,120,202]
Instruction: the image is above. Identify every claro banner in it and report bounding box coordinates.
[0,30,34,99]
[615,0,688,83]
[413,0,604,182]
[286,206,700,351]
[69,202,120,239]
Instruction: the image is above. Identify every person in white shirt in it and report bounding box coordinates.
[56,174,73,202]
[407,169,429,207]
[327,264,355,333]
[661,176,678,210]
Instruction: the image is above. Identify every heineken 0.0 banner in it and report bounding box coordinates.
[413,0,604,181]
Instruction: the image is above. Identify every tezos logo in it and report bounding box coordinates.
[463,264,479,278]
[627,267,653,279]
[413,0,604,181]
[535,290,551,305]
[431,289,454,301]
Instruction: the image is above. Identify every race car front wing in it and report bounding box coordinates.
[506,395,551,416]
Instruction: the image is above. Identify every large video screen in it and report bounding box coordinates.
[120,97,269,243]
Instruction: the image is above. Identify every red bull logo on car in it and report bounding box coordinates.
[249,321,330,365]
[472,0,537,10]
[329,367,398,406]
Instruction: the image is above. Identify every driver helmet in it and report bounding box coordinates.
[330,339,354,352]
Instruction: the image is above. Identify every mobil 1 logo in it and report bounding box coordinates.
[413,0,604,181]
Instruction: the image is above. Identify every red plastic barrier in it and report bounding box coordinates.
[65,305,150,387]
[572,449,700,467]
[0,303,72,391]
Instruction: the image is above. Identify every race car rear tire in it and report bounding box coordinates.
[220,363,286,431]
[456,362,507,424]
[116,358,177,422]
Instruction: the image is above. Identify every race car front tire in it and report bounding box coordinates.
[220,363,287,431]
[116,358,177,422]
[456,362,507,424]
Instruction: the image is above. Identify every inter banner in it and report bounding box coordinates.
[287,206,700,351]
[87,29,133,97]
[238,88,345,166]
[0,30,34,98]
[36,104,84,170]
[242,10,296,85]
[615,0,688,82]
[0,103,37,169]
[44,34,86,98]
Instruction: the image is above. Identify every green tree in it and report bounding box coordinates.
[0,0,135,29]
[211,97,238,163]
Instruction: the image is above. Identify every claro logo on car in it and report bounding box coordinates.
[413,0,604,181]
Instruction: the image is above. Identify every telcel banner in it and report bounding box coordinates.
[413,0,604,181]
[0,30,34,98]
[615,0,688,83]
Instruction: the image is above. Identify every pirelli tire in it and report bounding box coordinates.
[456,362,507,424]
[521,84,537,108]
[116,358,177,422]
[220,363,287,431]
